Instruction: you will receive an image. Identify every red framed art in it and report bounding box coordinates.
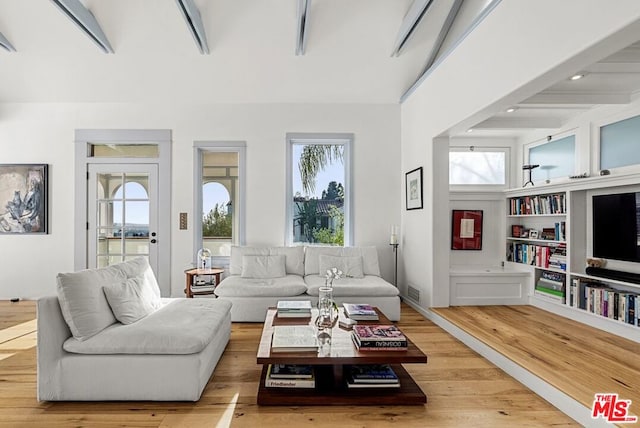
[451,210,483,250]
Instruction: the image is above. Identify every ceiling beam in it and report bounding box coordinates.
[421,0,463,71]
[176,0,209,54]
[0,32,16,52]
[585,62,640,73]
[295,0,310,56]
[391,0,434,57]
[522,91,631,105]
[50,0,113,53]
[473,117,564,130]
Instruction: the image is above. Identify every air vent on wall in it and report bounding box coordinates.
[408,285,421,303]
[176,0,209,54]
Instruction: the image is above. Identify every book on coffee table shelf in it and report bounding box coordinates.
[352,325,408,350]
[346,378,400,389]
[265,364,315,388]
[269,364,314,379]
[348,364,399,384]
[276,300,312,318]
[343,303,379,321]
[271,326,318,352]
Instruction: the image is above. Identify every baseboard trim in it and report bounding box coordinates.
[404,301,609,428]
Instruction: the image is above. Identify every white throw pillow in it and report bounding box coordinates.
[241,255,286,279]
[318,254,364,279]
[103,277,156,324]
[56,265,123,341]
[113,257,162,310]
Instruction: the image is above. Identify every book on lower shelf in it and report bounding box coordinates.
[580,280,639,326]
[271,326,318,352]
[268,364,314,379]
[265,364,315,388]
[343,303,379,321]
[348,364,399,384]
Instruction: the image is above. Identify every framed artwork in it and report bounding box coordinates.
[0,164,48,234]
[529,229,539,239]
[405,167,423,210]
[451,210,483,250]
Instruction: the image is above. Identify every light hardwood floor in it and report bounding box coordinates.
[0,300,578,427]
[432,305,640,418]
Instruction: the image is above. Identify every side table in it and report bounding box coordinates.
[184,268,224,298]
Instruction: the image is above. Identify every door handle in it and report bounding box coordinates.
[150,239,157,244]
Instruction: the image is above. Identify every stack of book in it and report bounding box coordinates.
[191,275,215,293]
[265,364,315,388]
[548,245,567,271]
[346,364,400,389]
[343,303,379,321]
[276,300,312,318]
[535,271,565,303]
[351,325,408,351]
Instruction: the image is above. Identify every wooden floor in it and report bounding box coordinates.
[432,305,640,417]
[0,301,580,428]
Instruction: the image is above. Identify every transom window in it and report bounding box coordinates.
[449,147,508,189]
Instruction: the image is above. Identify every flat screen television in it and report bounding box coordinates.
[592,192,640,263]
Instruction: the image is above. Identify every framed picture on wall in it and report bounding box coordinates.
[405,167,423,210]
[451,210,483,250]
[0,164,48,234]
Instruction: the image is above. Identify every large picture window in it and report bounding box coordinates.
[286,134,352,246]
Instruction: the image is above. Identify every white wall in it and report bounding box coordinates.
[400,0,640,308]
[0,103,400,299]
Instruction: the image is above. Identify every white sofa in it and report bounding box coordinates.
[214,246,400,322]
[37,258,232,401]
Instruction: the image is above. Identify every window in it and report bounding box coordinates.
[449,147,508,188]
[527,135,575,182]
[600,114,640,170]
[286,133,353,246]
[195,142,245,260]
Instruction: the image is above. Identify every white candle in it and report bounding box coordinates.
[390,225,399,245]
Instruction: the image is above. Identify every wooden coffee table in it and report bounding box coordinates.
[256,307,428,406]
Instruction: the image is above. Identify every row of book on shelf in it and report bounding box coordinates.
[511,222,566,241]
[568,278,639,326]
[509,194,566,216]
[507,243,566,270]
[264,364,400,389]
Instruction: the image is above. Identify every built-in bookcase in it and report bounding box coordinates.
[504,180,640,342]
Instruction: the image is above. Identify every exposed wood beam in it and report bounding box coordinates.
[391,0,434,57]
[421,0,464,71]
[473,117,564,130]
[295,0,310,56]
[176,0,209,54]
[50,0,113,53]
[0,32,15,52]
[522,91,631,105]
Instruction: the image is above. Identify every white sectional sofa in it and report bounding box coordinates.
[37,258,232,401]
[214,246,400,322]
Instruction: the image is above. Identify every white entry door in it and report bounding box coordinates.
[87,164,159,278]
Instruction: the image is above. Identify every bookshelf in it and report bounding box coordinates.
[504,177,640,341]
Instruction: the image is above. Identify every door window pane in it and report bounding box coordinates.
[600,114,640,170]
[89,144,159,158]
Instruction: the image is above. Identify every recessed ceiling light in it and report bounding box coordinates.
[506,107,517,113]
[466,129,473,133]
[569,73,585,81]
